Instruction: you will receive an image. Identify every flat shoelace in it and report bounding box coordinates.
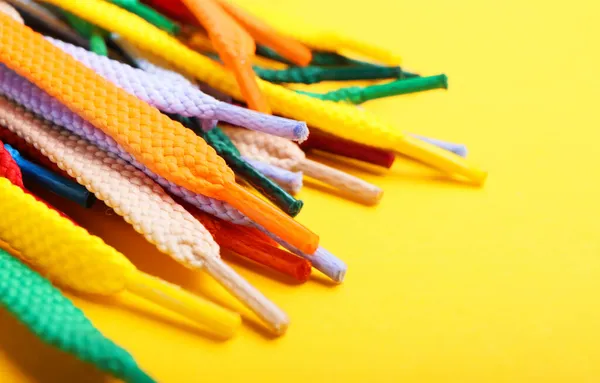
[40,0,486,185]
[223,126,384,205]
[0,176,240,337]
[0,15,318,254]
[0,247,155,383]
[49,36,308,140]
[0,97,288,335]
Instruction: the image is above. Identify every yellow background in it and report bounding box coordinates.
[2,0,600,381]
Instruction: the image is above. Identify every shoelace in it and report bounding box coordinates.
[296,74,449,103]
[220,3,403,65]
[109,0,179,35]
[212,0,312,66]
[193,122,303,217]
[0,176,240,337]
[0,15,318,255]
[0,247,155,383]
[0,139,21,186]
[48,36,308,140]
[0,0,20,22]
[0,35,344,282]
[300,129,396,168]
[244,157,303,194]
[254,64,402,85]
[0,96,289,335]
[181,0,269,113]
[4,143,96,208]
[4,0,89,47]
[59,9,109,56]
[40,0,486,185]
[223,126,384,205]
[190,209,311,282]
[0,124,67,175]
[0,135,78,222]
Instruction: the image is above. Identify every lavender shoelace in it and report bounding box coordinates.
[46,37,309,141]
[244,157,303,194]
[0,64,346,282]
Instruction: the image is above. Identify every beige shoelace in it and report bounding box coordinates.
[222,126,383,205]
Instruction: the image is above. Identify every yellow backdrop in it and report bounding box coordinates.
[1,0,599,381]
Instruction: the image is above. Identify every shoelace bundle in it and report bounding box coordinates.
[40,0,486,185]
[0,53,345,281]
[0,14,318,255]
[0,175,241,337]
[49,36,308,140]
[0,96,289,334]
[223,126,385,205]
[0,248,155,383]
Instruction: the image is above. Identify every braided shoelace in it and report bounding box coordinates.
[48,36,308,141]
[223,126,384,205]
[0,247,155,383]
[0,97,289,335]
[0,15,318,254]
[244,157,303,194]
[254,65,402,85]
[40,0,486,185]
[195,123,303,217]
[0,177,240,337]
[0,139,21,186]
[0,125,68,175]
[4,143,96,208]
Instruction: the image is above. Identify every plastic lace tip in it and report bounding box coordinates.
[127,271,241,339]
